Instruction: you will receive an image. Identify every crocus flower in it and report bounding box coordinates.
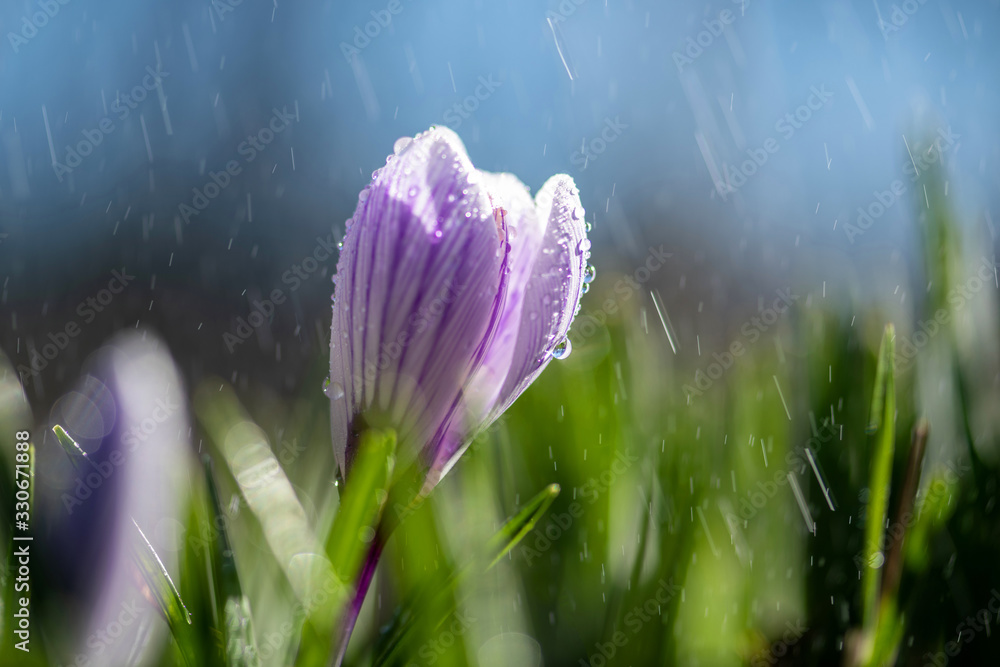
[329,126,592,489]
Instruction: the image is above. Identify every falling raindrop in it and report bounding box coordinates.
[583,264,596,283]
[551,337,572,360]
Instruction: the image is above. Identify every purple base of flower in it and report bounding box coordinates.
[330,534,385,667]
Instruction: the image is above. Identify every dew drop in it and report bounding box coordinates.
[408,186,418,198]
[584,264,596,284]
[324,379,345,400]
[582,283,590,294]
[393,137,413,154]
[576,239,591,255]
[572,206,584,220]
[551,338,572,360]
[433,229,443,241]
[585,222,592,232]
[358,188,369,203]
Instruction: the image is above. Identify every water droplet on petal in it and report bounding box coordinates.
[324,379,345,400]
[551,337,572,360]
[408,186,418,198]
[582,283,590,294]
[572,206,584,220]
[583,264,596,284]
[393,137,413,154]
[433,229,443,241]
[585,222,593,232]
[358,188,369,203]
[576,239,591,255]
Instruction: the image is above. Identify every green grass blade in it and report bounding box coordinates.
[324,428,396,579]
[204,457,261,667]
[194,382,346,614]
[861,325,896,635]
[295,428,396,667]
[372,482,562,666]
[130,519,195,667]
[485,482,561,569]
[52,424,89,469]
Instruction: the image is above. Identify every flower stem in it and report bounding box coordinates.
[329,534,384,667]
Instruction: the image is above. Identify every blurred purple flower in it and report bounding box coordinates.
[329,126,591,487]
[41,333,190,665]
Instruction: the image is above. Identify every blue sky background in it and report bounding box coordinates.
[0,0,997,334]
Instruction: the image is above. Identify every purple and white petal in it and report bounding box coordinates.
[426,171,544,482]
[330,127,510,475]
[486,174,589,421]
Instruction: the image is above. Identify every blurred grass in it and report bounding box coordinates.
[1,129,999,665]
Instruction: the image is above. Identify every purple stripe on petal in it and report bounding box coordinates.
[330,127,509,474]
[425,172,541,481]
